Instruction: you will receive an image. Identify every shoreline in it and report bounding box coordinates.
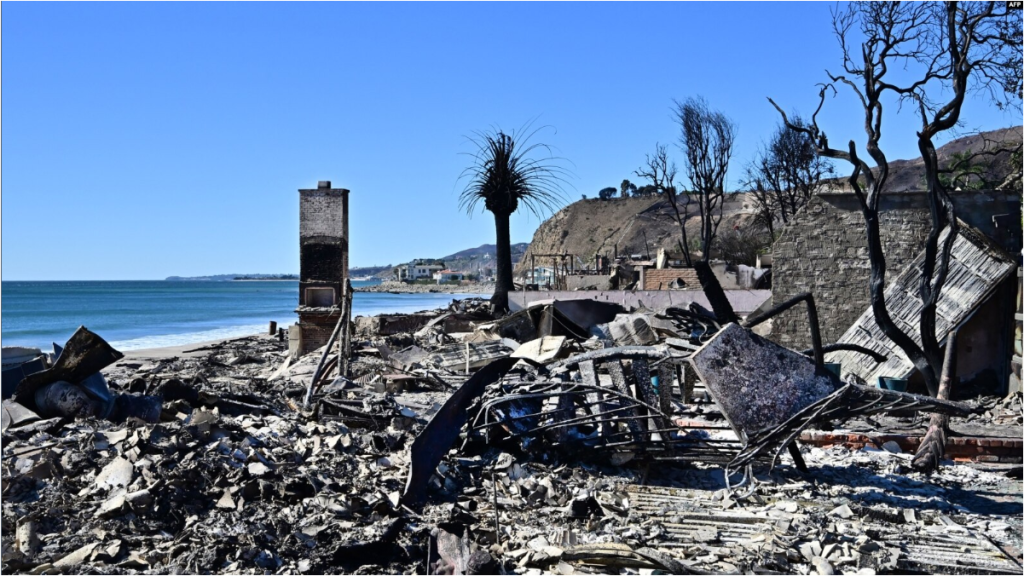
[4,288,490,357]
[117,335,264,360]
[356,281,495,295]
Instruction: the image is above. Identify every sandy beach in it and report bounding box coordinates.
[118,333,272,360]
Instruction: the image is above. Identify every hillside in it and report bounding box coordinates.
[442,243,529,260]
[515,194,760,275]
[437,243,528,275]
[834,126,1022,192]
[516,127,1021,276]
[349,265,394,279]
[889,126,1021,191]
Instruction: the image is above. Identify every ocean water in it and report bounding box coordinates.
[1,280,488,351]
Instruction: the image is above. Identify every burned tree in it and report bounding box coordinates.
[769,1,1021,472]
[743,117,835,240]
[635,143,693,266]
[674,96,736,262]
[459,126,569,314]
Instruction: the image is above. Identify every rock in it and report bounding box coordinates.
[96,491,128,517]
[799,541,823,561]
[247,461,270,476]
[216,490,235,509]
[95,457,133,489]
[881,441,902,453]
[812,556,835,575]
[16,521,39,555]
[54,543,98,568]
[829,504,854,519]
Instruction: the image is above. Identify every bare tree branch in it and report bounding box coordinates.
[768,0,1022,473]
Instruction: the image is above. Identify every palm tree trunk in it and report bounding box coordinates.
[491,211,513,314]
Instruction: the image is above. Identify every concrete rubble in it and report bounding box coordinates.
[2,297,1021,574]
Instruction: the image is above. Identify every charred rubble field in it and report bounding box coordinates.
[2,298,1022,575]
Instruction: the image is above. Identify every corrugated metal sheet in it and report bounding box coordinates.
[828,223,1015,384]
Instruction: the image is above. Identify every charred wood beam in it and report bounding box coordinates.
[742,292,824,369]
[800,343,888,364]
[786,443,808,473]
[693,261,738,324]
[657,363,675,416]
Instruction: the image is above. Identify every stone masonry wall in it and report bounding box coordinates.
[297,315,341,354]
[770,195,933,350]
[771,190,1021,350]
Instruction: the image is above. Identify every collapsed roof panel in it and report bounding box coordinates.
[829,224,1016,384]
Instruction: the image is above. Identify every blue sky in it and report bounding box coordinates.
[3,2,1019,280]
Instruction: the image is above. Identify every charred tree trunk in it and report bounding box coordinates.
[858,189,942,397]
[912,328,959,473]
[666,191,693,267]
[916,134,958,390]
[491,211,513,315]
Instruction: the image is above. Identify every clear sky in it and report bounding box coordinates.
[3,2,1018,280]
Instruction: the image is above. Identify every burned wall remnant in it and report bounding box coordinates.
[295,181,349,355]
[640,267,700,290]
[770,190,1021,351]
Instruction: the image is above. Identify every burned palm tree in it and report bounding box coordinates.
[459,126,569,314]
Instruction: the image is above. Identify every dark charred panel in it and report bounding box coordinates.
[301,242,345,282]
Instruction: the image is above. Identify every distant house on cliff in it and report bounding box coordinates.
[433,270,464,283]
[393,260,445,281]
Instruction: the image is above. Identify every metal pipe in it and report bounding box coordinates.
[742,292,824,368]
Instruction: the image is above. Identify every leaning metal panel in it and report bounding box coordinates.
[689,323,836,439]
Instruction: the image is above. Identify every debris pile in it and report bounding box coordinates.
[2,295,1021,574]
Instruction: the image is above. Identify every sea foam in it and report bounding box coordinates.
[109,323,277,351]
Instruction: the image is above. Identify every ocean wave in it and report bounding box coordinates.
[109,323,277,351]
